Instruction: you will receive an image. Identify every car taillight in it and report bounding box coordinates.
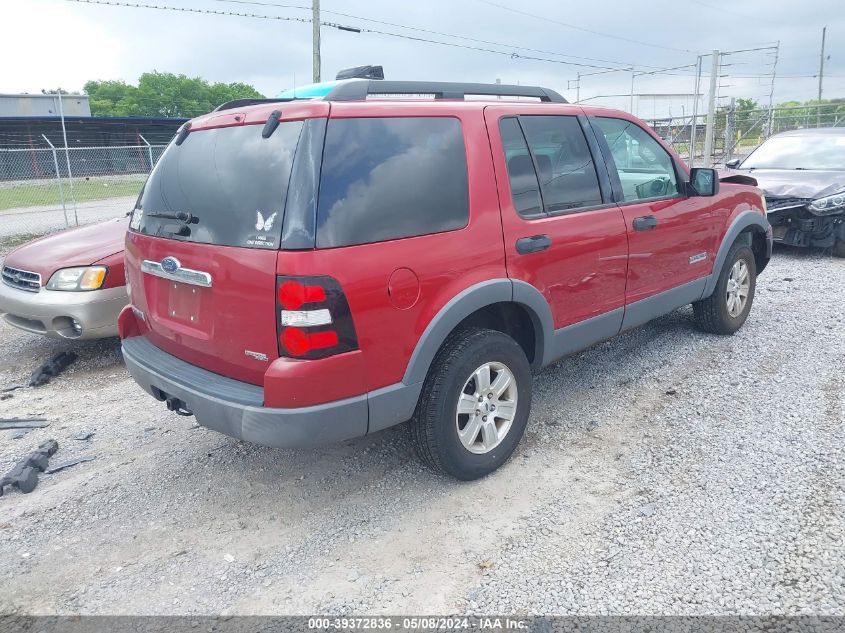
[275,276,358,359]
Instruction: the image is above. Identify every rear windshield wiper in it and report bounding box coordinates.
[146,211,197,224]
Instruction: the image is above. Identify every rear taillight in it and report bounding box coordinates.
[275,276,358,359]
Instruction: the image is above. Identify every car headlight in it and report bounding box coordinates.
[46,266,108,291]
[808,192,845,216]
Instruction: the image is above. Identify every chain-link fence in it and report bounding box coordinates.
[2,103,844,245]
[0,143,165,243]
[646,102,845,168]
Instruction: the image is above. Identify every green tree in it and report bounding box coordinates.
[733,98,761,138]
[772,97,845,133]
[40,88,79,95]
[83,80,141,116]
[84,72,264,117]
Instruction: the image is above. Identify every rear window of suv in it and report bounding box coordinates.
[316,117,469,248]
[132,121,303,249]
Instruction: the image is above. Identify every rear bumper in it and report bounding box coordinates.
[0,282,126,339]
[121,336,370,448]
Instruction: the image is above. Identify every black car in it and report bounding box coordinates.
[727,127,845,257]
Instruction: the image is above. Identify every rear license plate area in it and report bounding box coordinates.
[167,281,203,325]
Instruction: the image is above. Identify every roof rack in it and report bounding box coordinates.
[213,98,293,112]
[324,80,566,103]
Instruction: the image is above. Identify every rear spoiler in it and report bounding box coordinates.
[213,98,294,112]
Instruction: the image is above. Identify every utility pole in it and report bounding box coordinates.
[566,73,581,102]
[703,50,719,168]
[818,26,826,127]
[312,0,321,83]
[629,69,635,114]
[766,41,779,137]
[689,55,702,166]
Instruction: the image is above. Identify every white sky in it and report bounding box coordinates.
[1,0,842,118]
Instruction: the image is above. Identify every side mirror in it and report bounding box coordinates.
[725,158,741,169]
[689,167,719,197]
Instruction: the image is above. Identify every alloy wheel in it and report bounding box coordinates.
[455,361,518,454]
[726,259,750,318]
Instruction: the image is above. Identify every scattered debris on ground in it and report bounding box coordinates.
[0,418,50,430]
[45,456,95,475]
[29,352,78,387]
[0,440,58,496]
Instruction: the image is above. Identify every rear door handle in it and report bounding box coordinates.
[633,215,658,231]
[516,234,551,254]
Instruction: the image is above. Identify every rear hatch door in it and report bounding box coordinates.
[125,104,325,385]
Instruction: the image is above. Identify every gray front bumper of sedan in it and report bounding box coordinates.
[0,281,127,339]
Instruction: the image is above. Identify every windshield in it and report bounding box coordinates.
[132,120,304,249]
[741,134,845,170]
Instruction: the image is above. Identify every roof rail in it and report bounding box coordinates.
[324,80,566,103]
[213,98,293,112]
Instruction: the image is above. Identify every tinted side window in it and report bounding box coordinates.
[499,117,543,217]
[592,117,679,202]
[316,117,469,248]
[519,115,603,213]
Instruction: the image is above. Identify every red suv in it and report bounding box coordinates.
[119,80,772,480]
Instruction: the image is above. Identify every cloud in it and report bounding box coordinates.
[2,0,842,115]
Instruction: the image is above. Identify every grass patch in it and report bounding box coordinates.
[0,231,50,256]
[0,175,145,211]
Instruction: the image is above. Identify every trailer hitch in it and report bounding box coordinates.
[165,397,193,417]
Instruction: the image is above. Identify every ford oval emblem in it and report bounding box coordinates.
[161,257,180,274]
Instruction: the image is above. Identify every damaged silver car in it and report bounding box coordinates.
[726,127,845,257]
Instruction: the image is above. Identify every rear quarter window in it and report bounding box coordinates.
[316,117,469,248]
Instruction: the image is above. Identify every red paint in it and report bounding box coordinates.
[272,103,505,396]
[4,217,128,287]
[263,351,366,408]
[484,105,628,328]
[124,231,279,386]
[122,98,766,409]
[117,304,142,339]
[387,268,421,310]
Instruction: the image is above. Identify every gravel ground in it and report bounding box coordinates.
[0,246,842,616]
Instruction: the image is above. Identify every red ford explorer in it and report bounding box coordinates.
[119,80,772,480]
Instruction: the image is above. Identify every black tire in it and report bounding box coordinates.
[410,327,532,480]
[693,241,757,335]
[833,239,845,258]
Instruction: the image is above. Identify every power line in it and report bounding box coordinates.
[62,0,642,71]
[688,0,778,24]
[476,0,699,54]
[63,0,350,30]
[208,0,675,72]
